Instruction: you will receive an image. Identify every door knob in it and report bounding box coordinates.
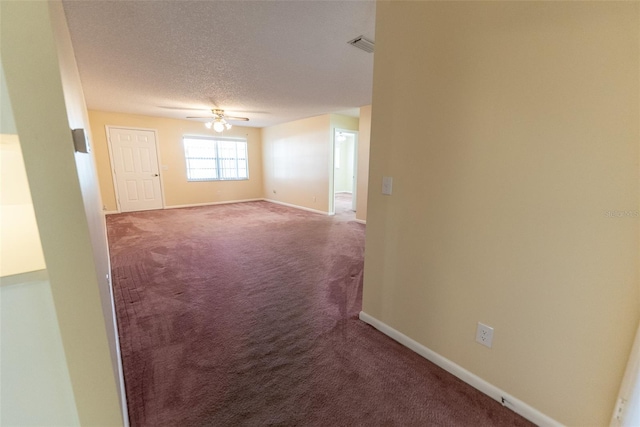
[153,174,159,177]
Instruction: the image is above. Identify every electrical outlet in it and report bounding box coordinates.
[476,322,494,348]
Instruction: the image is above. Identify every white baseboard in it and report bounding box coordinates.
[358,311,563,427]
[354,219,366,225]
[165,198,263,210]
[103,199,263,215]
[263,199,329,216]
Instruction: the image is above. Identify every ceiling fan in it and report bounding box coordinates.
[187,109,249,132]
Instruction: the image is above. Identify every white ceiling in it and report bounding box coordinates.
[62,1,376,128]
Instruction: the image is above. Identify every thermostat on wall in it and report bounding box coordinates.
[72,128,91,153]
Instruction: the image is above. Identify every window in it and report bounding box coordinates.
[183,136,248,181]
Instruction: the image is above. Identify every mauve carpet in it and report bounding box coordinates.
[106,201,534,427]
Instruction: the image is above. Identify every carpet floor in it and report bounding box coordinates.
[106,201,534,427]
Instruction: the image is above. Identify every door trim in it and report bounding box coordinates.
[105,126,166,213]
[329,128,359,215]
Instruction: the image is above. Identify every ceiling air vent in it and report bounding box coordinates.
[348,36,374,53]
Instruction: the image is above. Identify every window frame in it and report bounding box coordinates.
[183,135,249,182]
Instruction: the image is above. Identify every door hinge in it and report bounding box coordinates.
[614,397,627,422]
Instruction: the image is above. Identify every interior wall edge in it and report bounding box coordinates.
[0,269,48,287]
[1,1,124,425]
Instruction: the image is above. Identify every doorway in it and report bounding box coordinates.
[331,129,358,216]
[107,127,164,212]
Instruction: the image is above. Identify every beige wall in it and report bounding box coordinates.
[356,105,371,222]
[89,110,263,211]
[261,113,359,214]
[1,1,123,425]
[363,2,639,426]
[262,114,332,212]
[91,110,364,215]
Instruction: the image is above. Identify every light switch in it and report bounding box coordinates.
[382,176,393,195]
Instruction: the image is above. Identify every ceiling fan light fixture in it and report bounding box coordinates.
[213,120,225,132]
[190,109,247,132]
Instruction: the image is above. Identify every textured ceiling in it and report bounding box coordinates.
[62,1,376,128]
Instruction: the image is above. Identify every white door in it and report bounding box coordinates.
[108,127,163,212]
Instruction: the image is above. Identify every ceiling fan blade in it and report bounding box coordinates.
[186,116,213,119]
[224,116,250,121]
[160,106,214,111]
